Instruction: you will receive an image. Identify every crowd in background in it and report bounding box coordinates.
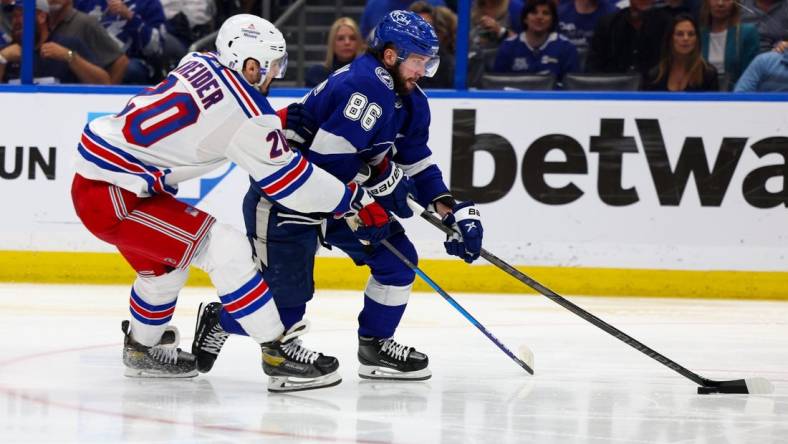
[0,0,786,91]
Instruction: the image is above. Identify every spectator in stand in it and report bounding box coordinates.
[0,0,109,84]
[360,0,447,38]
[305,17,363,88]
[698,0,759,89]
[409,2,457,88]
[493,0,579,85]
[660,0,700,17]
[159,0,215,64]
[587,0,672,75]
[1,1,12,43]
[48,0,129,84]
[558,0,618,52]
[734,40,788,91]
[75,0,167,84]
[471,0,525,50]
[642,13,719,90]
[738,0,788,52]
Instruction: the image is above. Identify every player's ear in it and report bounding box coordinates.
[382,47,399,69]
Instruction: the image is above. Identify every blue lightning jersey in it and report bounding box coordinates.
[493,32,579,83]
[392,86,450,207]
[75,0,165,58]
[302,54,398,184]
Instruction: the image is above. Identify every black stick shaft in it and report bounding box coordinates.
[414,202,717,387]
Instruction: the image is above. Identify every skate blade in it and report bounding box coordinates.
[124,367,198,378]
[358,364,432,381]
[267,371,342,393]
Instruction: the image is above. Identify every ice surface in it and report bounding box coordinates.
[1,283,786,443]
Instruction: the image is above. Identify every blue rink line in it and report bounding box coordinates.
[0,83,787,102]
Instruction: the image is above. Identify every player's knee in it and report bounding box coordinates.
[192,223,257,292]
[376,233,417,285]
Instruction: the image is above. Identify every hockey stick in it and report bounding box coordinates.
[379,238,534,375]
[407,198,773,395]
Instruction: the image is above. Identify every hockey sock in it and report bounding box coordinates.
[357,277,411,338]
[277,304,306,330]
[358,295,407,338]
[128,268,189,347]
[218,308,248,335]
[192,223,284,343]
[217,271,283,343]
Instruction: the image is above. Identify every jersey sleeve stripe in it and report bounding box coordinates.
[79,128,176,196]
[331,182,355,214]
[258,154,310,195]
[264,162,314,201]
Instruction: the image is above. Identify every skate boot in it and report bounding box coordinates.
[261,319,341,392]
[358,336,431,381]
[191,302,230,373]
[121,320,198,378]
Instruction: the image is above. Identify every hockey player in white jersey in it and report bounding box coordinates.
[70,14,391,392]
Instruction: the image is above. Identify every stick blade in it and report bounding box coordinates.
[745,377,775,394]
[697,377,774,395]
[518,344,535,374]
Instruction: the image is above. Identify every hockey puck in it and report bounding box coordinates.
[697,386,718,395]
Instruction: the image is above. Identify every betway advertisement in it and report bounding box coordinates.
[1,91,786,271]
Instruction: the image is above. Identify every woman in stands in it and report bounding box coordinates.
[305,17,363,87]
[643,13,719,91]
[698,0,759,90]
[492,0,579,86]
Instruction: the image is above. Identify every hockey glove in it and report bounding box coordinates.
[365,159,417,218]
[338,183,391,243]
[441,201,483,263]
[276,103,317,151]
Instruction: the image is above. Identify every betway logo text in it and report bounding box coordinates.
[450,110,787,208]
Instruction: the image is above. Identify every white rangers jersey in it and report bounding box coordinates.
[74,52,353,215]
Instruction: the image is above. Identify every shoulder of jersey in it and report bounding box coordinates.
[337,61,397,109]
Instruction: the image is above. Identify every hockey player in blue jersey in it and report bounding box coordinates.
[192,11,484,382]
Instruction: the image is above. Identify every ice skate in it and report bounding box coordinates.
[261,320,341,392]
[191,302,230,373]
[358,336,431,381]
[121,320,198,378]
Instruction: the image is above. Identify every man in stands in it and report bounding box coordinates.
[48,0,129,84]
[0,0,109,83]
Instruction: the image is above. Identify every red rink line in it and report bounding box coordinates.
[0,343,390,444]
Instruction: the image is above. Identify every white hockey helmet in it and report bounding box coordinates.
[215,14,288,81]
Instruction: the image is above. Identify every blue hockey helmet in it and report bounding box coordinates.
[369,10,440,77]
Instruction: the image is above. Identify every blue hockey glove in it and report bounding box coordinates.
[277,103,317,151]
[339,183,391,244]
[365,160,417,218]
[441,201,483,263]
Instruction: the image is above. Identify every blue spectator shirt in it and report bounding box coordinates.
[734,50,788,92]
[558,0,618,50]
[493,32,579,82]
[75,0,165,58]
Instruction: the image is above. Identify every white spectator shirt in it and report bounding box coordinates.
[709,30,727,74]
